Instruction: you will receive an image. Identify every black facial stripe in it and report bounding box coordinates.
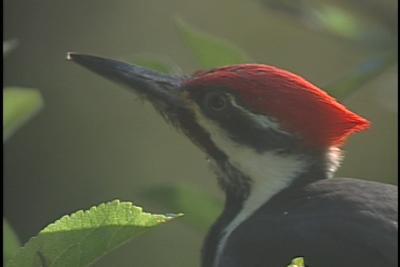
[157,100,254,201]
[159,104,228,162]
[212,104,298,153]
[188,87,300,153]
[215,159,251,200]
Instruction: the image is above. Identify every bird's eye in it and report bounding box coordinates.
[204,92,228,111]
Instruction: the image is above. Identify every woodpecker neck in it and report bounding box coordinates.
[202,147,341,267]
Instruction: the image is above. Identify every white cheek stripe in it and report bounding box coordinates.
[229,96,285,134]
[213,145,305,267]
[194,111,306,267]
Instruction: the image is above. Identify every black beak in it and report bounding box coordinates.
[67,52,185,109]
[68,52,225,160]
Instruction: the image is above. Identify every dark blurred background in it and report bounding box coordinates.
[4,0,397,266]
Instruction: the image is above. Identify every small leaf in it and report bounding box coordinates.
[3,88,44,142]
[175,17,251,69]
[7,200,182,267]
[326,55,396,100]
[3,39,18,56]
[287,256,305,267]
[3,219,21,266]
[141,183,222,232]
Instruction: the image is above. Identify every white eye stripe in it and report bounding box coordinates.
[228,95,289,135]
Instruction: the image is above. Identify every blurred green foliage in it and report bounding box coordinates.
[262,0,395,45]
[3,39,18,56]
[175,17,251,69]
[313,5,362,39]
[3,88,43,142]
[3,220,21,266]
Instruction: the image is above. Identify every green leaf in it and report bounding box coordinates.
[3,39,18,56]
[141,183,222,232]
[7,200,182,267]
[175,17,251,69]
[3,219,21,266]
[3,88,44,142]
[287,256,305,267]
[326,55,396,100]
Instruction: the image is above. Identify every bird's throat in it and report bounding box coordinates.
[202,147,339,267]
[207,150,307,267]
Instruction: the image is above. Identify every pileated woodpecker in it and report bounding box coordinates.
[68,53,398,267]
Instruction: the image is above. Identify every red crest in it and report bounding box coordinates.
[185,64,370,149]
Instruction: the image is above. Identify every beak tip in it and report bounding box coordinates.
[66,52,74,61]
[66,52,80,62]
[66,51,182,107]
[66,52,102,71]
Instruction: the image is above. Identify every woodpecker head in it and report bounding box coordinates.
[68,53,370,199]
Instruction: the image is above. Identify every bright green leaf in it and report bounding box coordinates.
[3,39,18,56]
[7,200,182,267]
[141,183,222,232]
[3,88,43,142]
[287,256,305,267]
[175,17,251,69]
[3,219,21,266]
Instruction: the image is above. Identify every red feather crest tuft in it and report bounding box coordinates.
[184,64,370,149]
